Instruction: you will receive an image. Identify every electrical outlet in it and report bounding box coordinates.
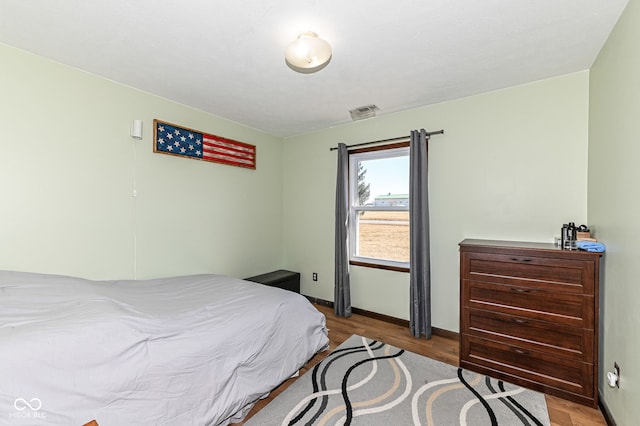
[614,362,620,388]
[312,272,318,281]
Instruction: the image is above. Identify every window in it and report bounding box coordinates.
[348,143,410,271]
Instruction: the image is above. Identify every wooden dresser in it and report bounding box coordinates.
[459,239,602,407]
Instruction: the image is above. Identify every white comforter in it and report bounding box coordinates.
[0,271,328,425]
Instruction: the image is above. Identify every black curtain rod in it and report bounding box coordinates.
[329,129,444,151]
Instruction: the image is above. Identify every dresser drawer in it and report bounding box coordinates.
[461,335,594,399]
[464,279,594,328]
[463,307,593,362]
[463,252,594,295]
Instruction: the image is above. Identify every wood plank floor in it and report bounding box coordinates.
[241,304,607,425]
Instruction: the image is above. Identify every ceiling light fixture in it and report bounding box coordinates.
[285,32,332,74]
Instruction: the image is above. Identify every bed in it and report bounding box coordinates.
[0,270,329,425]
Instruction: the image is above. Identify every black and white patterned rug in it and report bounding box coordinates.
[246,334,550,425]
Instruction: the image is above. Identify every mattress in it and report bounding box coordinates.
[0,271,328,425]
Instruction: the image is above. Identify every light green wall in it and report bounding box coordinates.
[283,71,590,330]
[589,0,639,423]
[0,43,284,280]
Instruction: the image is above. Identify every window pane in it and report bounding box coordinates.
[356,210,409,262]
[355,155,409,206]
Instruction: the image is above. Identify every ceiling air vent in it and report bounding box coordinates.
[349,104,380,121]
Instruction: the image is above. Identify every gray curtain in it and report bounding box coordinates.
[409,129,431,338]
[334,143,351,317]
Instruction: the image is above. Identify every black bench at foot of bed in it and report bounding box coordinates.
[245,270,300,294]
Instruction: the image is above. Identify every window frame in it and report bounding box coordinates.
[348,142,410,273]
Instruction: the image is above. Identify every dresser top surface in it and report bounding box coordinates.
[459,239,602,259]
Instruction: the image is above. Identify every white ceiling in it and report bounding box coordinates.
[0,1,629,138]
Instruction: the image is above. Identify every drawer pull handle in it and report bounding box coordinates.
[510,257,532,262]
[511,288,532,294]
[513,348,531,356]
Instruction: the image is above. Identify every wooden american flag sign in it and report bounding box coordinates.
[153,119,256,169]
